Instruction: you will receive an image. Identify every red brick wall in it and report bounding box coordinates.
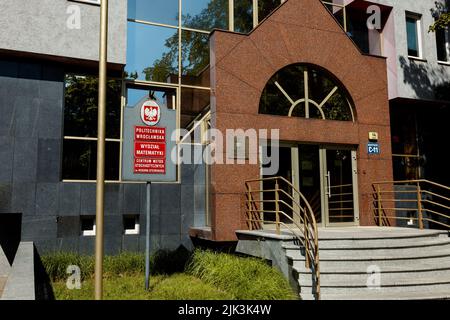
[208,0,393,241]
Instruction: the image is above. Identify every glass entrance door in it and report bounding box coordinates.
[297,145,322,225]
[261,146,295,225]
[321,148,359,226]
[260,144,359,227]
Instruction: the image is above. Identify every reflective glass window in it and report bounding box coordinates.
[62,140,120,181]
[64,75,121,139]
[234,0,253,33]
[126,86,177,111]
[260,64,354,121]
[181,31,210,87]
[126,22,179,83]
[182,0,228,31]
[436,26,449,62]
[323,3,346,30]
[181,88,210,129]
[128,0,179,26]
[406,15,421,57]
[258,0,280,22]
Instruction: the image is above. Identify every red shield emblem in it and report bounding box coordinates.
[141,100,161,126]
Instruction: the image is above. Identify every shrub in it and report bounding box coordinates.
[186,250,297,300]
[41,252,94,281]
[42,247,191,281]
[150,274,233,300]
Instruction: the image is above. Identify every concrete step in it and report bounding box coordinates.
[303,291,450,300]
[294,257,450,274]
[293,255,450,272]
[316,228,448,241]
[300,282,450,296]
[286,245,450,259]
[285,247,450,261]
[298,269,450,286]
[284,238,450,250]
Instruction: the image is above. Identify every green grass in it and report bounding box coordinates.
[42,248,190,281]
[44,249,298,300]
[52,274,232,300]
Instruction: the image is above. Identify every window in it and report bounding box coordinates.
[128,0,178,26]
[126,23,179,83]
[436,25,450,63]
[182,0,229,31]
[406,13,423,58]
[260,64,355,121]
[322,1,347,31]
[123,215,140,235]
[63,74,122,181]
[258,0,282,22]
[81,216,96,236]
[234,0,253,33]
[181,30,210,87]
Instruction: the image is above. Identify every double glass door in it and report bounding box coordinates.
[262,144,359,227]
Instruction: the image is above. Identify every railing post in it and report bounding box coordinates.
[417,182,424,230]
[275,180,281,235]
[304,206,310,269]
[247,184,252,231]
[377,185,382,227]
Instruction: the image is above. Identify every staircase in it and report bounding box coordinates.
[237,227,450,300]
[287,227,450,300]
[241,177,450,299]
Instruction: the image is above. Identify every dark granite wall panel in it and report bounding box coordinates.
[0,58,206,255]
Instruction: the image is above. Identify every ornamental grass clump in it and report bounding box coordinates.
[186,249,297,300]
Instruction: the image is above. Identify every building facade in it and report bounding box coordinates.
[0,0,449,253]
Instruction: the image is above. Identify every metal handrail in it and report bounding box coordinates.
[373,179,450,230]
[373,179,450,191]
[245,176,320,299]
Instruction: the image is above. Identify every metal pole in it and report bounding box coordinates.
[417,182,424,230]
[275,181,280,235]
[377,185,382,227]
[145,182,151,290]
[94,0,108,301]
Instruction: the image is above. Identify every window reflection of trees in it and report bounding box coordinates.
[64,75,122,138]
[63,75,122,181]
[130,0,289,84]
[235,0,254,33]
[258,0,281,22]
[183,0,229,30]
[142,0,230,85]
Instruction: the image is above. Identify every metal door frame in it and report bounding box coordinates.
[320,145,360,227]
[259,142,360,228]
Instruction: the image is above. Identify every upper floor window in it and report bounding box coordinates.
[406,13,423,58]
[436,25,450,63]
[260,64,355,122]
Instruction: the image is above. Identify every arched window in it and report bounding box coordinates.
[259,64,355,121]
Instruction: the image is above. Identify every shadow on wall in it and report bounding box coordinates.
[0,214,22,265]
[34,245,55,300]
[399,56,450,101]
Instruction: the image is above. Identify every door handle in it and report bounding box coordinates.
[326,171,331,198]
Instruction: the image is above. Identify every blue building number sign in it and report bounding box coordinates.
[368,142,381,155]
